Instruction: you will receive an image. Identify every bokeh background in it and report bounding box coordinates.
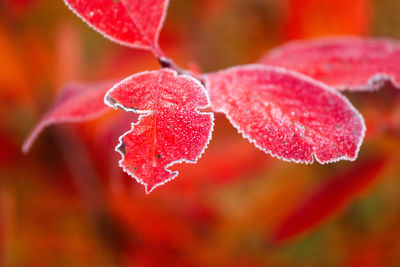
[1,0,400,266]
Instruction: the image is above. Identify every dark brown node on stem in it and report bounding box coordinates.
[117,141,127,156]
[156,56,207,88]
[105,95,117,106]
[157,57,174,69]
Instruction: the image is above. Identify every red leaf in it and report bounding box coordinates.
[64,0,169,55]
[22,81,114,153]
[204,64,365,164]
[271,155,388,244]
[104,69,214,194]
[260,37,400,91]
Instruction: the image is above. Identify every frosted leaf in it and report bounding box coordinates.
[64,0,169,54]
[105,69,214,193]
[260,37,400,91]
[204,64,366,164]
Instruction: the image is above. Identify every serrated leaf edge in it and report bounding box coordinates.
[203,64,366,164]
[104,69,215,193]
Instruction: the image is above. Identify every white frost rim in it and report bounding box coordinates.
[204,63,366,165]
[63,0,170,54]
[335,73,400,92]
[265,35,400,59]
[263,36,400,92]
[104,68,214,194]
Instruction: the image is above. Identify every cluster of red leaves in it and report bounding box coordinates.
[3,1,399,265]
[23,0,399,197]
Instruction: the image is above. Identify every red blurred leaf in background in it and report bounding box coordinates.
[22,81,115,153]
[204,64,365,164]
[105,69,214,194]
[261,37,400,92]
[271,154,388,244]
[64,0,169,56]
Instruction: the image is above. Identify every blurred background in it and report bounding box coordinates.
[1,0,400,266]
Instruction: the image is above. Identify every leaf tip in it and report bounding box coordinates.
[144,169,179,194]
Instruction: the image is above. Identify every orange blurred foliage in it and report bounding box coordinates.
[282,0,372,39]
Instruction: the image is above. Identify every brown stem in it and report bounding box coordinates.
[157,56,187,74]
[153,47,207,86]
